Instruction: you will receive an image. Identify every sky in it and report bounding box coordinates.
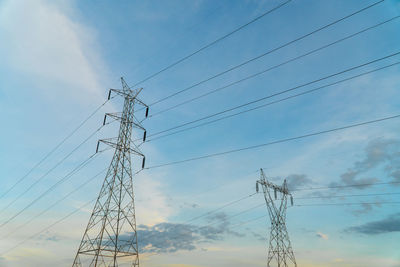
[0,0,400,266]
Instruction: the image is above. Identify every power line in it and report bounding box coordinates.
[0,198,96,256]
[137,197,263,247]
[148,52,400,141]
[192,188,400,225]
[3,192,398,257]
[146,58,400,142]
[1,167,108,240]
[146,113,400,169]
[294,201,400,207]
[149,15,400,117]
[296,192,400,200]
[145,0,383,107]
[292,181,400,191]
[202,203,265,228]
[229,197,400,226]
[230,214,268,228]
[201,197,400,228]
[0,149,106,229]
[169,199,400,246]
[0,123,111,216]
[184,192,257,223]
[139,188,400,245]
[181,186,400,226]
[0,98,112,200]
[130,0,293,87]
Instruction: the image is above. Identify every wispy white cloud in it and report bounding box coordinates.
[0,0,107,103]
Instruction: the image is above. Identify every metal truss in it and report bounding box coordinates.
[256,169,297,267]
[72,78,148,267]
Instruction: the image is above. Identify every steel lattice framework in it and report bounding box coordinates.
[256,169,297,267]
[72,78,148,267]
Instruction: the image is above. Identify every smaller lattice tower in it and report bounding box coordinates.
[256,168,297,267]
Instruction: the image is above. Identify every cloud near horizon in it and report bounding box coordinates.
[118,212,244,254]
[330,138,400,189]
[345,213,400,235]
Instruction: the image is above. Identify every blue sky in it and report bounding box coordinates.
[1,0,400,266]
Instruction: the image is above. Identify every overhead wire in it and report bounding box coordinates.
[0,120,114,216]
[228,197,400,227]
[201,203,265,228]
[3,184,398,256]
[144,0,384,107]
[0,97,113,200]
[0,148,109,229]
[184,192,258,223]
[199,195,400,228]
[145,113,400,169]
[0,167,108,240]
[146,60,400,143]
[292,181,400,191]
[145,51,400,141]
[160,192,400,235]
[149,15,400,117]
[0,198,96,256]
[194,191,400,227]
[295,192,400,200]
[294,201,400,207]
[136,193,260,246]
[230,214,268,228]
[130,0,293,87]
[143,185,400,238]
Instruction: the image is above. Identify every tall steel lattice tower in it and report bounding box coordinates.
[72,78,148,267]
[256,168,297,267]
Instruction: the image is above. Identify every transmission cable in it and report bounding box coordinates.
[294,201,400,207]
[0,198,96,256]
[149,15,400,117]
[293,181,400,191]
[187,191,400,226]
[1,167,108,240]
[202,198,400,228]
[144,54,400,142]
[229,198,400,226]
[148,61,400,142]
[145,0,383,107]
[145,189,400,240]
[0,148,108,229]
[0,122,112,216]
[230,214,268,228]
[146,113,400,169]
[202,203,265,228]
[130,0,293,87]
[0,98,112,200]
[297,192,400,200]
[147,198,400,247]
[184,192,257,223]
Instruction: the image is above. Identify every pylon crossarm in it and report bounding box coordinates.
[97,139,144,157]
[133,97,147,108]
[103,112,145,132]
[108,87,143,101]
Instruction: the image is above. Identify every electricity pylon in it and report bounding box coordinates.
[72,78,148,267]
[256,169,297,267]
